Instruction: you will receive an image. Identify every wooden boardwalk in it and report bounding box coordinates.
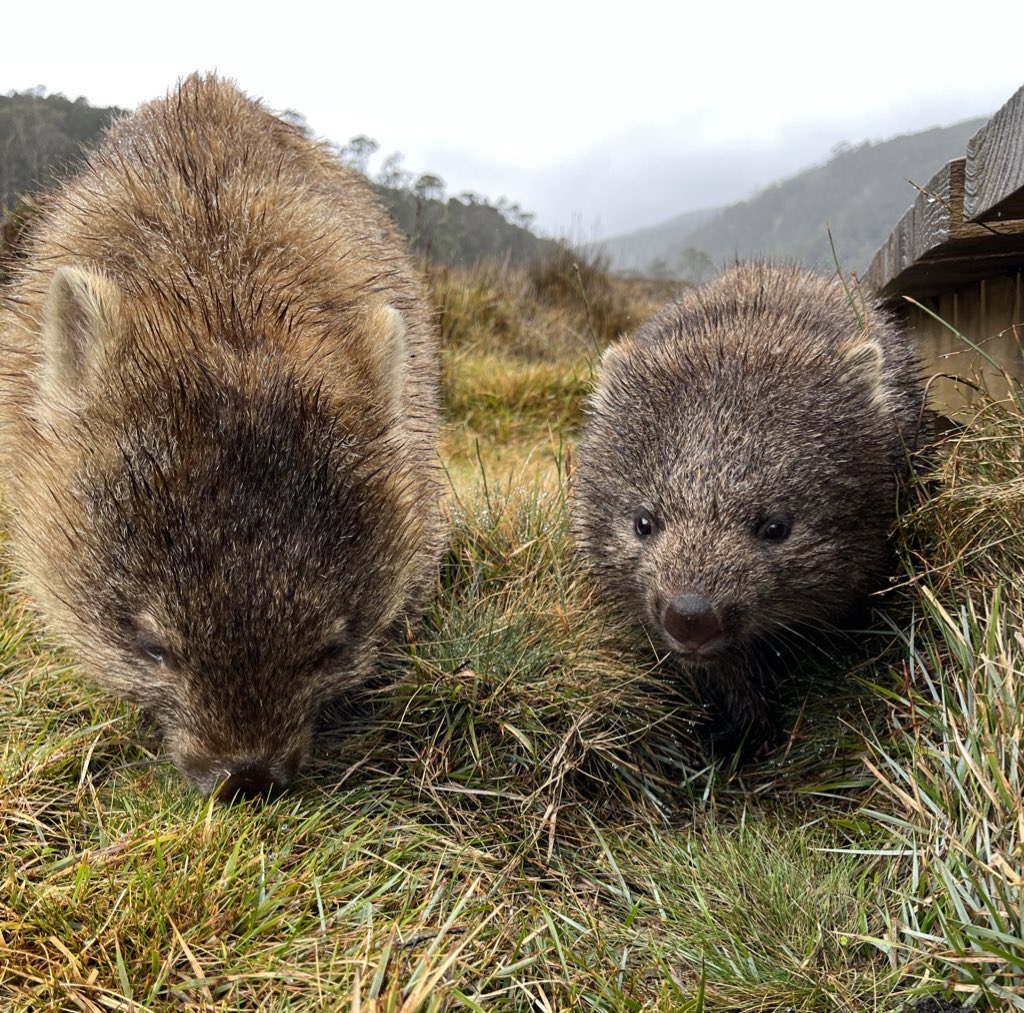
[865,84,1024,406]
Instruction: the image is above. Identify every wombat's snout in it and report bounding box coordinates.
[216,763,284,804]
[184,752,301,803]
[661,594,726,655]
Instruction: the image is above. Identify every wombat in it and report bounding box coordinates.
[573,262,925,756]
[0,75,445,800]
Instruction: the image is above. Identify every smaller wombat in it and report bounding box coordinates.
[573,262,925,755]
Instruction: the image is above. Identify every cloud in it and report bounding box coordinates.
[409,87,1006,238]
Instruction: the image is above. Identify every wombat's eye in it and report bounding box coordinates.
[314,641,348,669]
[634,510,656,538]
[757,517,793,542]
[134,629,172,666]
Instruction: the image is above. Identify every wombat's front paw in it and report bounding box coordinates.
[707,713,781,765]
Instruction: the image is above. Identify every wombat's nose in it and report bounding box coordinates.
[215,761,286,804]
[662,593,726,653]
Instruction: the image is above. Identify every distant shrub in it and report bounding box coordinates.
[527,244,638,348]
[428,259,521,351]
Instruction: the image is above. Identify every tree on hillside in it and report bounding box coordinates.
[676,246,716,283]
[0,89,122,211]
[377,152,412,190]
[413,173,446,202]
[1,100,558,269]
[278,109,314,139]
[338,134,378,174]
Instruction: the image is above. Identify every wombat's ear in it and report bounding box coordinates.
[41,266,122,399]
[598,337,636,380]
[592,337,636,410]
[841,338,887,404]
[365,303,408,415]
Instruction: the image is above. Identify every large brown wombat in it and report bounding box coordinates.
[573,262,925,755]
[0,75,445,799]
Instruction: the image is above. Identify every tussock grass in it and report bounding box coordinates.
[904,388,1024,590]
[2,256,1023,1009]
[854,387,1024,1008]
[525,245,641,353]
[428,252,667,482]
[373,474,702,829]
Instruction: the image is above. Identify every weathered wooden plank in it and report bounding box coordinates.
[965,83,1024,222]
[864,186,918,292]
[911,160,962,262]
[865,160,958,292]
[871,244,1024,300]
[865,156,1024,298]
[864,220,903,293]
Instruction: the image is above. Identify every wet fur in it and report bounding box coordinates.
[0,75,445,792]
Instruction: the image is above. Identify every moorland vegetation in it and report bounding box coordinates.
[1,244,1021,1009]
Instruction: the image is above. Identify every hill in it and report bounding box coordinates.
[600,206,721,275]
[373,183,559,266]
[0,89,124,210]
[603,117,988,278]
[0,89,555,268]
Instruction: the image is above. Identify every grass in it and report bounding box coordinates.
[854,384,1024,1007]
[430,252,670,483]
[2,252,1022,1009]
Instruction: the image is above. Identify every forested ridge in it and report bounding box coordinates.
[0,89,557,268]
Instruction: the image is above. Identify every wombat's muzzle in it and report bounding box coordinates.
[184,752,301,802]
[661,593,727,657]
[215,762,289,804]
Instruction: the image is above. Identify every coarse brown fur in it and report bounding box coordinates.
[573,262,926,756]
[0,74,446,798]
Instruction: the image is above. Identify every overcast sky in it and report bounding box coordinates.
[5,0,1022,238]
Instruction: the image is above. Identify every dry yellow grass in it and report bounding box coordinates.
[428,252,673,486]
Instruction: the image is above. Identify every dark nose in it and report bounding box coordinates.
[215,760,290,804]
[661,593,726,653]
